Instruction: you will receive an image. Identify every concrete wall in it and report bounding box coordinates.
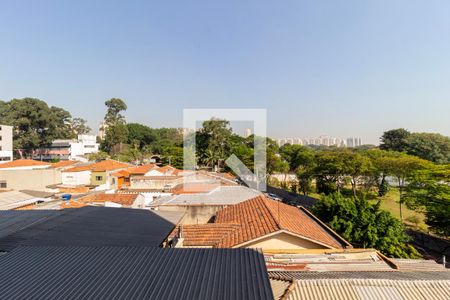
[0,169,62,191]
[155,205,228,224]
[243,232,329,249]
[62,171,91,186]
[131,177,184,190]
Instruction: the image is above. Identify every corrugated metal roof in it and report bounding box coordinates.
[0,190,46,210]
[270,278,292,300]
[0,207,184,251]
[150,186,262,206]
[0,210,62,238]
[265,250,396,272]
[285,279,450,300]
[269,271,450,281]
[0,246,273,300]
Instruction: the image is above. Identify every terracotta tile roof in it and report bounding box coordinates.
[157,165,184,175]
[63,160,129,173]
[78,193,139,206]
[111,167,136,177]
[63,164,94,172]
[0,159,51,169]
[129,164,158,175]
[90,160,130,172]
[180,224,241,246]
[211,196,346,249]
[51,160,78,168]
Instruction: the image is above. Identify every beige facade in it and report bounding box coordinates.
[0,169,62,191]
[240,232,330,250]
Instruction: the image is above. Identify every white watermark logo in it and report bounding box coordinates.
[183,109,267,191]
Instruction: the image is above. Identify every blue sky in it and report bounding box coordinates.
[1,1,450,144]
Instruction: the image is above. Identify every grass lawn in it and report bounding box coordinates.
[370,188,428,231]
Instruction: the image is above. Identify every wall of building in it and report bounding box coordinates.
[242,232,329,250]
[0,169,62,191]
[131,177,184,190]
[155,205,227,224]
[91,171,107,186]
[62,171,91,186]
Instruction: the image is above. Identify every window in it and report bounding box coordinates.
[0,146,2,151]
[95,176,103,181]
[0,181,6,188]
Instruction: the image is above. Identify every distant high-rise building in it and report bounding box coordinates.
[276,135,362,148]
[245,128,252,138]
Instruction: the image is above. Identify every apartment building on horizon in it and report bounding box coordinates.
[277,135,362,147]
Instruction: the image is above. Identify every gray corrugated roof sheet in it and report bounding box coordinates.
[269,271,450,281]
[0,246,273,300]
[0,190,47,210]
[283,279,450,300]
[150,186,262,207]
[0,210,62,239]
[0,207,184,251]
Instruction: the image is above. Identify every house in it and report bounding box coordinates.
[150,185,262,223]
[174,195,351,250]
[0,159,62,191]
[110,164,159,190]
[90,160,130,189]
[61,164,94,186]
[61,160,130,188]
[0,247,273,300]
[32,135,99,161]
[0,125,13,163]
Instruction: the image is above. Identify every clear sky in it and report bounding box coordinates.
[1,1,450,144]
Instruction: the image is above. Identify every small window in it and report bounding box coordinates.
[0,181,6,188]
[95,176,103,181]
[0,146,2,151]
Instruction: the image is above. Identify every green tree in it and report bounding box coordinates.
[102,98,128,153]
[406,165,450,237]
[377,153,428,220]
[71,117,91,135]
[312,193,421,258]
[104,98,127,126]
[406,132,450,164]
[126,123,156,149]
[314,150,349,194]
[196,118,232,169]
[102,124,129,153]
[0,98,74,156]
[380,128,411,152]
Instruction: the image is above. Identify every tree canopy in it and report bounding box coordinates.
[0,98,79,156]
[406,165,450,237]
[312,193,421,258]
